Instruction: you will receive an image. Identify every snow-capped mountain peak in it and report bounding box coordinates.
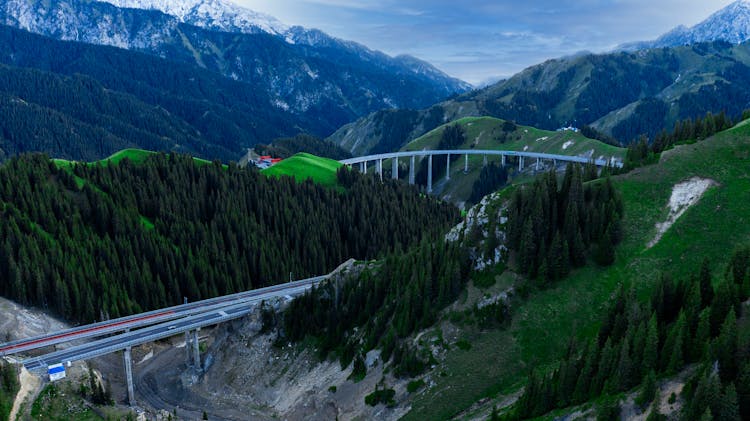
[102,0,288,35]
[620,0,750,50]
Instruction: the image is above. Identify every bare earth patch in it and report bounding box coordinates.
[0,296,74,420]
[9,366,41,421]
[647,177,717,248]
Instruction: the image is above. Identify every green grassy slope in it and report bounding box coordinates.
[399,117,626,204]
[261,152,343,188]
[53,148,225,169]
[405,116,624,159]
[404,123,750,419]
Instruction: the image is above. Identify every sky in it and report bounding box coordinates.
[235,0,735,86]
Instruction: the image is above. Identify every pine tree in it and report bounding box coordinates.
[710,280,737,336]
[699,259,714,308]
[666,312,686,374]
[643,313,659,373]
[693,308,711,362]
[547,232,564,282]
[637,371,658,408]
[519,219,536,275]
[616,339,634,391]
[737,363,750,420]
[573,341,598,403]
[646,390,664,421]
[594,225,615,266]
[715,309,738,384]
[717,383,741,421]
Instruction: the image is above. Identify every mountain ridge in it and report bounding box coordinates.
[331,40,750,155]
[103,0,289,36]
[99,0,471,92]
[0,0,469,142]
[620,0,750,50]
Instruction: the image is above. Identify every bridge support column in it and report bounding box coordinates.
[483,155,488,167]
[536,158,540,171]
[501,155,506,167]
[192,329,201,372]
[446,154,451,180]
[409,156,415,185]
[519,157,524,171]
[392,158,398,179]
[377,159,383,181]
[464,154,469,173]
[427,155,433,193]
[184,298,190,365]
[553,159,557,168]
[124,347,135,406]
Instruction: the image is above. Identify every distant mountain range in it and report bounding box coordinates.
[621,0,750,50]
[0,0,469,161]
[0,24,310,162]
[331,40,750,155]
[331,1,750,155]
[102,0,291,36]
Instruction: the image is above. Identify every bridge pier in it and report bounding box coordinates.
[501,154,506,167]
[483,155,488,167]
[446,154,451,180]
[409,156,415,185]
[184,298,190,365]
[192,329,201,371]
[464,154,468,173]
[427,155,433,193]
[519,157,524,171]
[124,347,135,406]
[392,158,398,180]
[377,159,383,181]
[536,158,540,171]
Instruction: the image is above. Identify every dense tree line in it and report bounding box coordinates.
[0,25,307,162]
[506,164,622,284]
[510,250,750,420]
[281,239,471,377]
[0,361,18,420]
[368,109,423,155]
[0,153,458,323]
[579,125,621,147]
[254,134,352,160]
[610,97,670,143]
[469,162,509,205]
[625,110,740,169]
[480,68,577,130]
[575,56,674,128]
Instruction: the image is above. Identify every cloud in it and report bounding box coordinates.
[235,0,737,84]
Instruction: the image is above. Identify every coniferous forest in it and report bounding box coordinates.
[511,252,750,420]
[281,239,471,377]
[0,361,18,420]
[0,153,459,323]
[506,164,623,284]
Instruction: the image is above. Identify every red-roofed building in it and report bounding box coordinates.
[254,155,283,169]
